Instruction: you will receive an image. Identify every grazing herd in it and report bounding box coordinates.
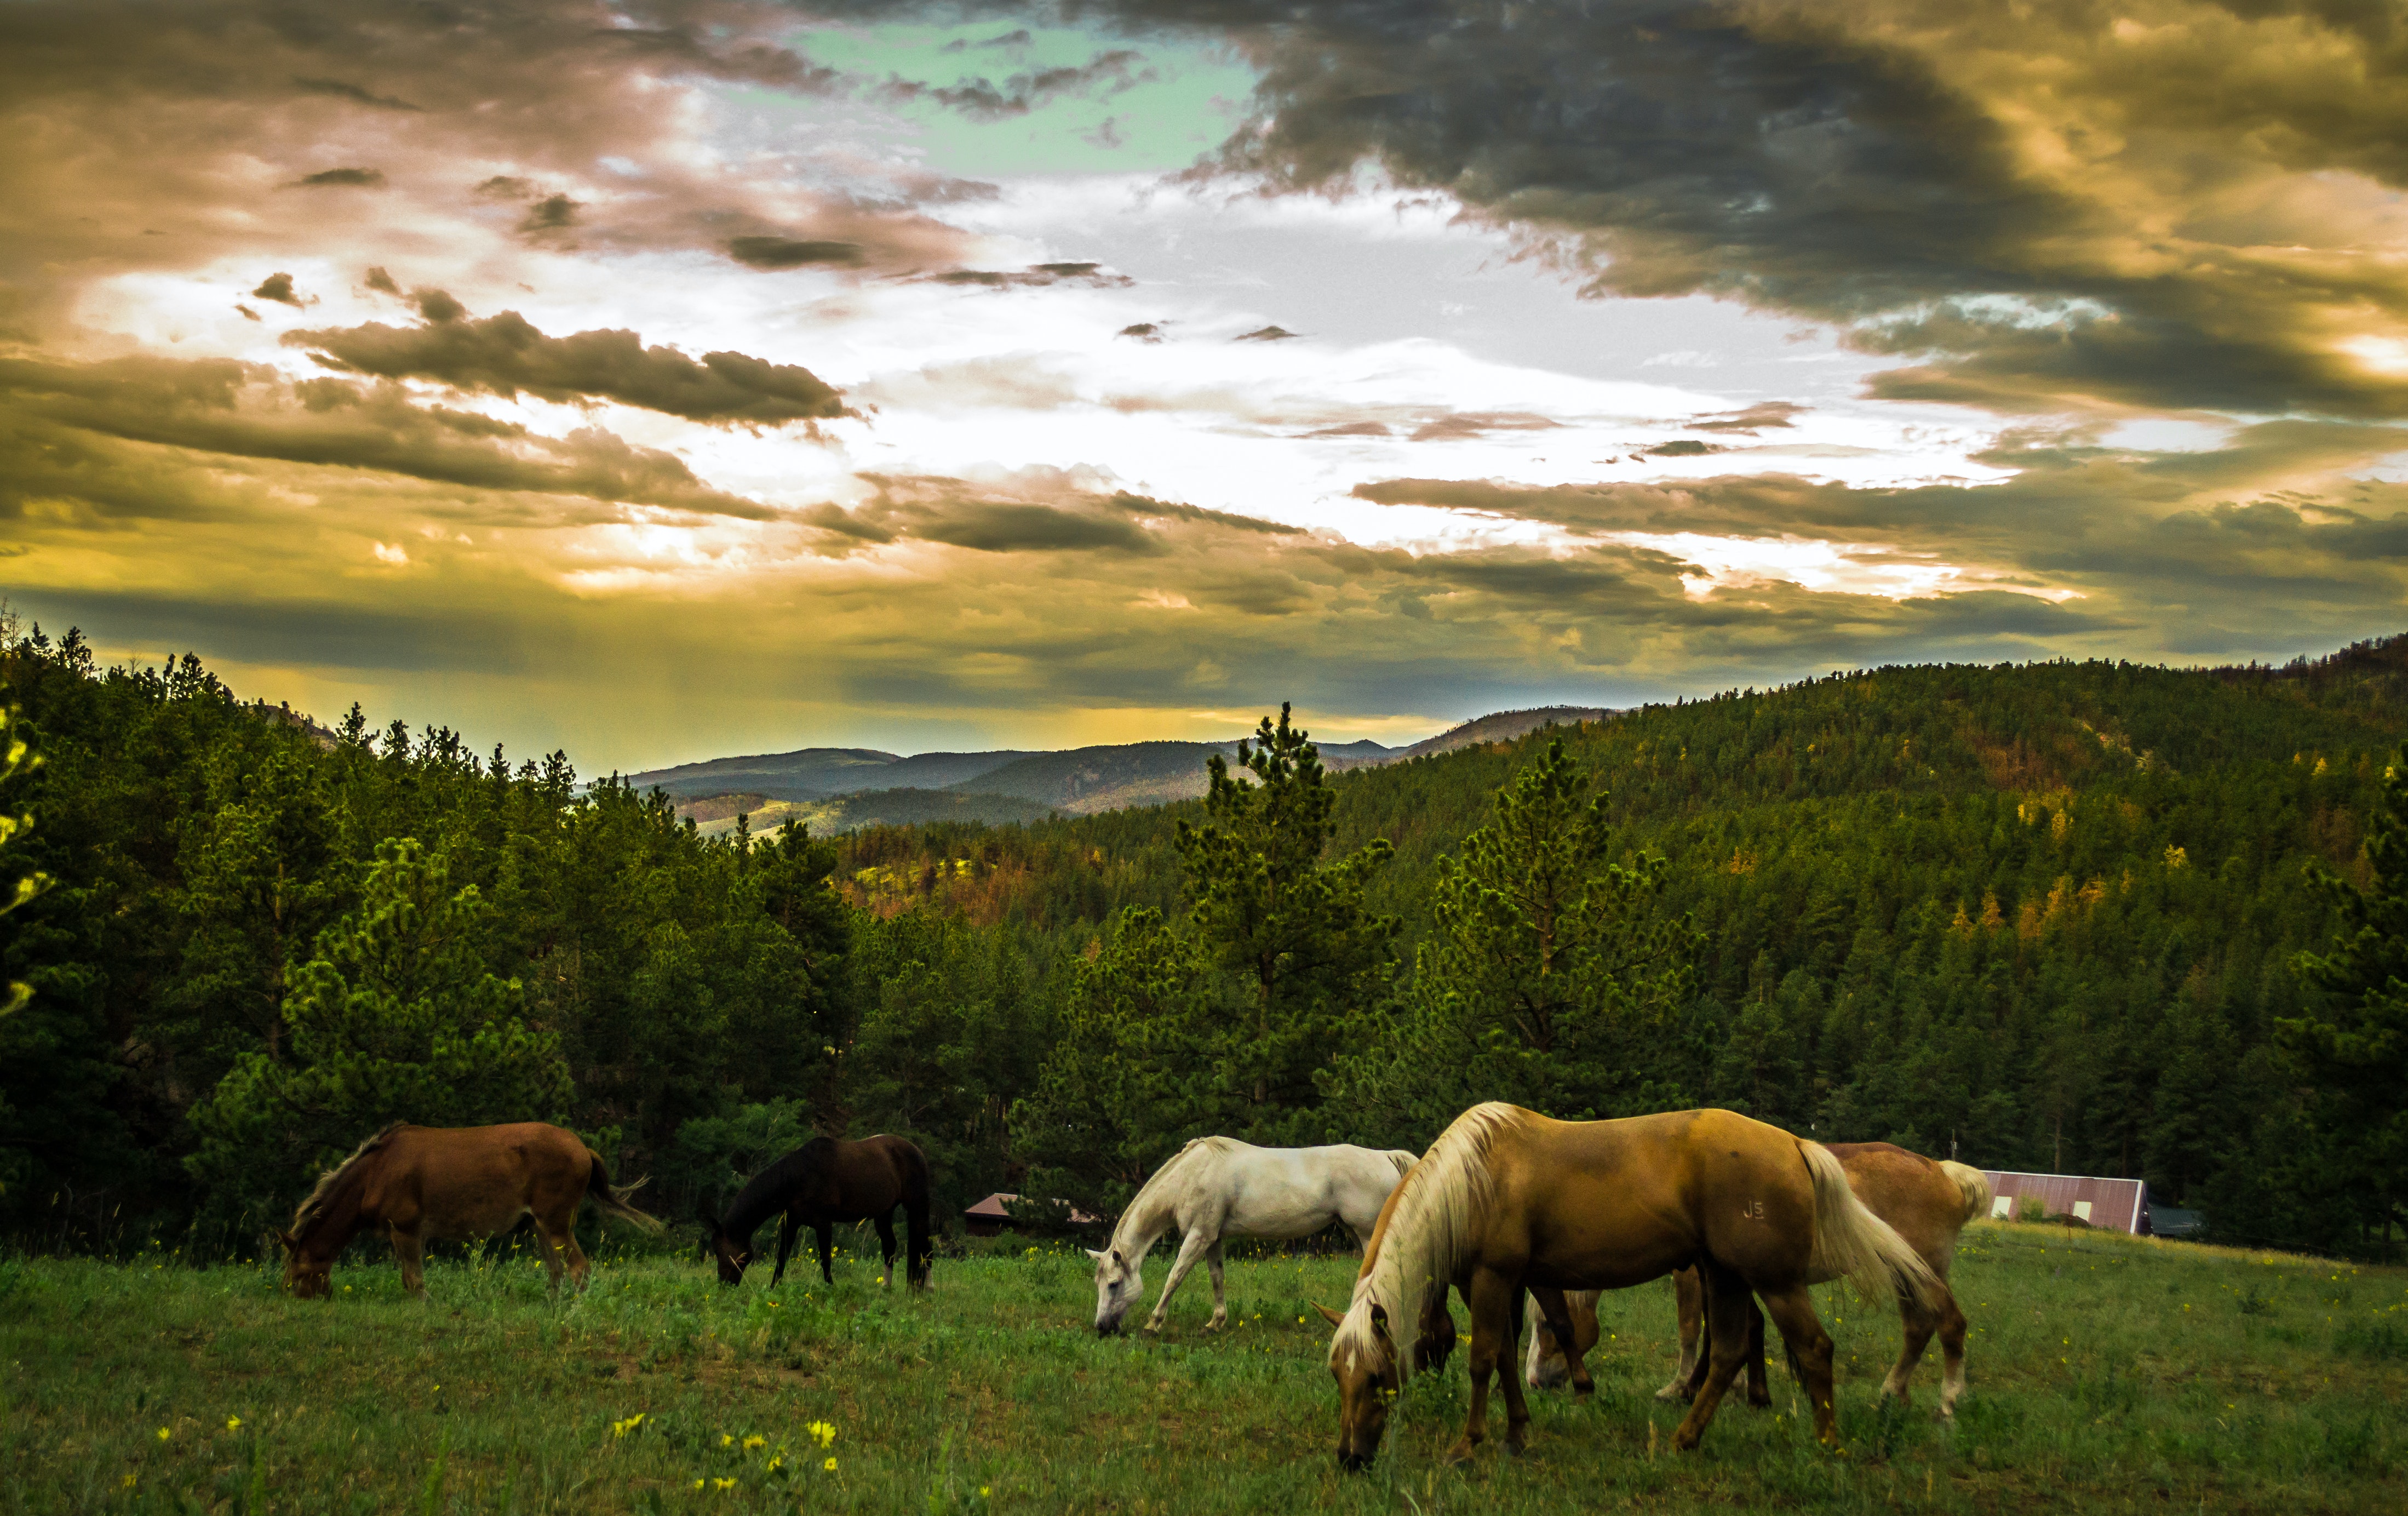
[272,1103,1993,1469]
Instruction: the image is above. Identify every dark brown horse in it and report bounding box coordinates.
[1528,1145,1991,1415]
[275,1122,662,1299]
[1316,1105,1940,1467]
[703,1134,931,1290]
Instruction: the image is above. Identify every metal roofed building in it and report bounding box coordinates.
[1979,1170,2151,1234]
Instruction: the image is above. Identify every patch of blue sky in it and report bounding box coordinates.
[743,20,1259,179]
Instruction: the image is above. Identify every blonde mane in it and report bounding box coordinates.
[1331,1103,1526,1382]
[290,1122,405,1239]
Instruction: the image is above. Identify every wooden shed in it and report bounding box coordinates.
[1979,1170,2150,1234]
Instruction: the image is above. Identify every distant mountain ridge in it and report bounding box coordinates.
[623,710,1614,832]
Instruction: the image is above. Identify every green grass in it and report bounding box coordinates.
[1,1223,2401,1513]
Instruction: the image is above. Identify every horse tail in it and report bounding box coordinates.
[1800,1140,1941,1311]
[1939,1160,1992,1226]
[584,1149,665,1233]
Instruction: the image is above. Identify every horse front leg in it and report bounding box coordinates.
[769,1214,801,1288]
[1658,1266,1703,1400]
[815,1221,835,1285]
[1203,1240,1227,1330]
[1145,1228,1217,1333]
[1530,1286,1593,1397]
[1444,1267,1523,1463]
[391,1228,428,1300]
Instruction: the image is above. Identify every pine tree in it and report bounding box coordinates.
[2285,744,2408,1243]
[1174,705,1394,1140]
[187,838,571,1216]
[1321,738,1697,1143]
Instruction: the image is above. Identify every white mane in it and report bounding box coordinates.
[1331,1102,1525,1382]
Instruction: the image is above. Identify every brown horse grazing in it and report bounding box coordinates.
[703,1134,931,1290]
[1315,1105,1940,1468]
[276,1122,663,1299]
[1528,1146,1991,1415]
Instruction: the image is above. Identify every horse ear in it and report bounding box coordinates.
[1084,1248,1106,1262]
[1312,1301,1347,1328]
[1368,1302,1392,1338]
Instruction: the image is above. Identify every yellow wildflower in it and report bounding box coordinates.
[806,1420,836,1448]
[713,1478,736,1492]
[122,1475,137,1490]
[693,1479,706,1491]
[156,1428,170,1441]
[225,1416,241,1431]
[823,1457,838,1472]
[720,1433,733,1448]
[742,1435,766,1450]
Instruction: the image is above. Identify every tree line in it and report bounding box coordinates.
[3,616,2405,1259]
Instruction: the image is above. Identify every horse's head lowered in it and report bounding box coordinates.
[275,1227,334,1300]
[1085,1246,1144,1335]
[701,1204,752,1284]
[1317,1300,1401,1471]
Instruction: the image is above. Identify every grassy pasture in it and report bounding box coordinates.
[1,1222,2400,1514]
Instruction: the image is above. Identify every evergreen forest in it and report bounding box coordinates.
[4,611,2406,1261]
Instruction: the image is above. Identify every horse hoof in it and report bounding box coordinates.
[1652,1386,1689,1403]
[1441,1442,1478,1467]
[1572,1381,1596,1399]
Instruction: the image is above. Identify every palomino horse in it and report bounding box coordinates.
[276,1122,662,1298]
[704,1134,931,1290]
[1527,1144,1991,1415]
[1317,1105,1940,1468]
[1088,1137,1417,1335]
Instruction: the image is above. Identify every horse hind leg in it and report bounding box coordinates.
[1756,1283,1842,1446]
[1930,1284,1970,1417]
[1669,1263,1755,1451]
[535,1210,590,1294]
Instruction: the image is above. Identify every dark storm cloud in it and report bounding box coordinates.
[285,307,853,427]
[805,473,1300,558]
[1233,325,1295,342]
[876,48,1154,121]
[1407,411,1561,442]
[1687,402,1805,434]
[518,194,580,234]
[362,267,400,294]
[291,76,421,112]
[251,272,305,307]
[296,168,386,188]
[0,0,991,330]
[0,354,779,520]
[921,261,1132,289]
[1042,0,2408,419]
[726,236,868,270]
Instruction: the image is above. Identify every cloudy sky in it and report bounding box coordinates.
[7,1,2408,770]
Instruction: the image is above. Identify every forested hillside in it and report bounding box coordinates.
[4,616,2405,1259]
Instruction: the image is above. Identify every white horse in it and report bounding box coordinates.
[1088,1137,1417,1335]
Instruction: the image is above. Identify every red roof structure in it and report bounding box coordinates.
[964,1192,1099,1236]
[1980,1170,2150,1234]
